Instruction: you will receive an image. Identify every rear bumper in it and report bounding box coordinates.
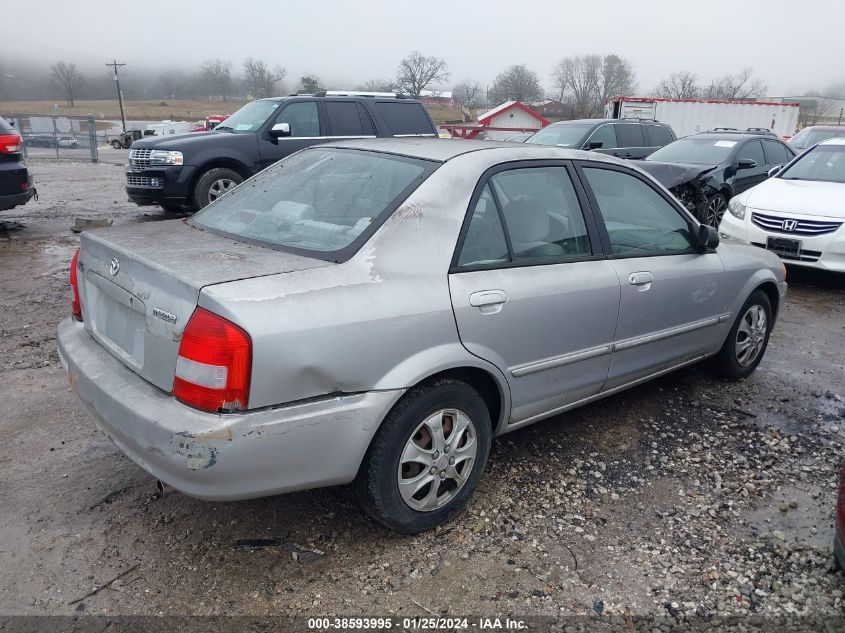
[57,317,402,501]
[0,189,34,211]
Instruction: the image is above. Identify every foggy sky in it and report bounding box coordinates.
[3,0,842,96]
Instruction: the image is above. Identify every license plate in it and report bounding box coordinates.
[766,236,801,259]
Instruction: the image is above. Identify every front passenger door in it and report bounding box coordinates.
[258,100,324,169]
[579,164,728,389]
[733,139,769,194]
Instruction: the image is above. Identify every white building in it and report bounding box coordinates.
[477,101,549,140]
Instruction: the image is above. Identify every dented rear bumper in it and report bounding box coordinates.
[57,317,402,501]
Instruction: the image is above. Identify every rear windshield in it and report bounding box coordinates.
[0,118,14,134]
[646,138,735,165]
[789,127,845,149]
[376,102,436,136]
[190,148,437,260]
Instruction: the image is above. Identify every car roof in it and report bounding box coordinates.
[687,132,777,141]
[319,137,630,165]
[819,137,845,146]
[801,125,845,132]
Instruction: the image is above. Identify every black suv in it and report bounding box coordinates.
[0,117,35,211]
[637,129,795,226]
[125,93,439,212]
[525,118,676,159]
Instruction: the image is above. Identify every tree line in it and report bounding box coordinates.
[3,51,842,124]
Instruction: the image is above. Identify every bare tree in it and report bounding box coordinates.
[552,54,636,118]
[797,92,840,127]
[452,80,483,108]
[705,68,766,100]
[396,51,449,98]
[200,59,234,101]
[489,65,543,104]
[653,71,701,99]
[601,55,636,101]
[242,58,286,99]
[357,78,399,93]
[51,61,84,107]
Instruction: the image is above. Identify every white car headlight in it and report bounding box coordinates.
[728,198,746,220]
[149,150,183,166]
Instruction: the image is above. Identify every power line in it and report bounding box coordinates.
[106,60,127,134]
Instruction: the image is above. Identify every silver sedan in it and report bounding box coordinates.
[58,139,787,533]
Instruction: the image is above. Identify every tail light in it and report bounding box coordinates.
[173,307,251,412]
[0,134,22,154]
[70,248,82,320]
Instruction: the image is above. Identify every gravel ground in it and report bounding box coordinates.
[1,160,843,632]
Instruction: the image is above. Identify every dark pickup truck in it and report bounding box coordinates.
[125,92,439,213]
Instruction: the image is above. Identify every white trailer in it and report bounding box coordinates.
[605,97,800,139]
[145,120,192,136]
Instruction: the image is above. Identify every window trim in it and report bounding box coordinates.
[761,138,793,165]
[573,160,701,260]
[449,159,607,274]
[584,123,618,150]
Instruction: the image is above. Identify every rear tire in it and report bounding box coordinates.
[193,168,243,210]
[711,290,772,380]
[353,379,492,534]
[111,139,122,150]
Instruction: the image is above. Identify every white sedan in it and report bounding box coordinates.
[719,138,845,272]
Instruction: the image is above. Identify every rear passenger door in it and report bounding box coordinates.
[448,162,621,425]
[761,139,793,171]
[613,123,650,159]
[324,101,377,140]
[578,164,727,389]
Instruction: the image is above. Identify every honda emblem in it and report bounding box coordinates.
[781,219,798,232]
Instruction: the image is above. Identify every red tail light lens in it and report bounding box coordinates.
[0,134,22,154]
[70,248,82,320]
[173,307,251,412]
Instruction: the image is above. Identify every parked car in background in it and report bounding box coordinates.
[719,138,845,272]
[60,139,786,533]
[637,130,795,226]
[525,118,675,159]
[503,132,534,142]
[788,125,845,152]
[0,117,35,211]
[125,91,439,213]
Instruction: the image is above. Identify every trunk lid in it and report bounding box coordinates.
[78,219,331,392]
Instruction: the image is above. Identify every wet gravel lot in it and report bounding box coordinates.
[1,160,844,631]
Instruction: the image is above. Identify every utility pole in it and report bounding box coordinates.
[106,59,127,134]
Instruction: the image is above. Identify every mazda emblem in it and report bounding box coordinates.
[109,257,120,276]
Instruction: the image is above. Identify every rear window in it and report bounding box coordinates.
[190,148,437,260]
[325,101,367,136]
[615,124,645,147]
[0,118,14,134]
[645,125,674,147]
[376,102,436,136]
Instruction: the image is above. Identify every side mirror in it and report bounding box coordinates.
[737,158,757,170]
[697,224,720,251]
[586,141,603,150]
[269,122,291,138]
[767,165,782,178]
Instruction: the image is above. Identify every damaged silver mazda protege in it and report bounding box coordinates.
[58,139,786,533]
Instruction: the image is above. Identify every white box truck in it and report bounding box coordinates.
[604,97,800,139]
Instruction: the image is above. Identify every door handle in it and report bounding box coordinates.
[628,271,654,286]
[469,290,508,313]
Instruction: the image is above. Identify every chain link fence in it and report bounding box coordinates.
[2,113,99,162]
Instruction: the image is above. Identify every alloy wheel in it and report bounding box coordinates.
[397,409,478,512]
[207,178,237,203]
[706,196,726,227]
[735,304,767,366]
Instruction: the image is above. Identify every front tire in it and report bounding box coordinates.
[193,168,243,210]
[700,193,727,227]
[353,379,492,533]
[711,290,772,380]
[111,139,122,150]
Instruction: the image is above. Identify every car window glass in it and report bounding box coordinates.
[583,167,694,256]
[356,104,376,135]
[325,101,365,136]
[586,125,617,149]
[0,118,14,134]
[376,102,435,136]
[457,185,510,267]
[738,140,765,165]
[762,139,790,165]
[615,124,645,147]
[276,102,320,137]
[645,125,673,147]
[490,167,592,261]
